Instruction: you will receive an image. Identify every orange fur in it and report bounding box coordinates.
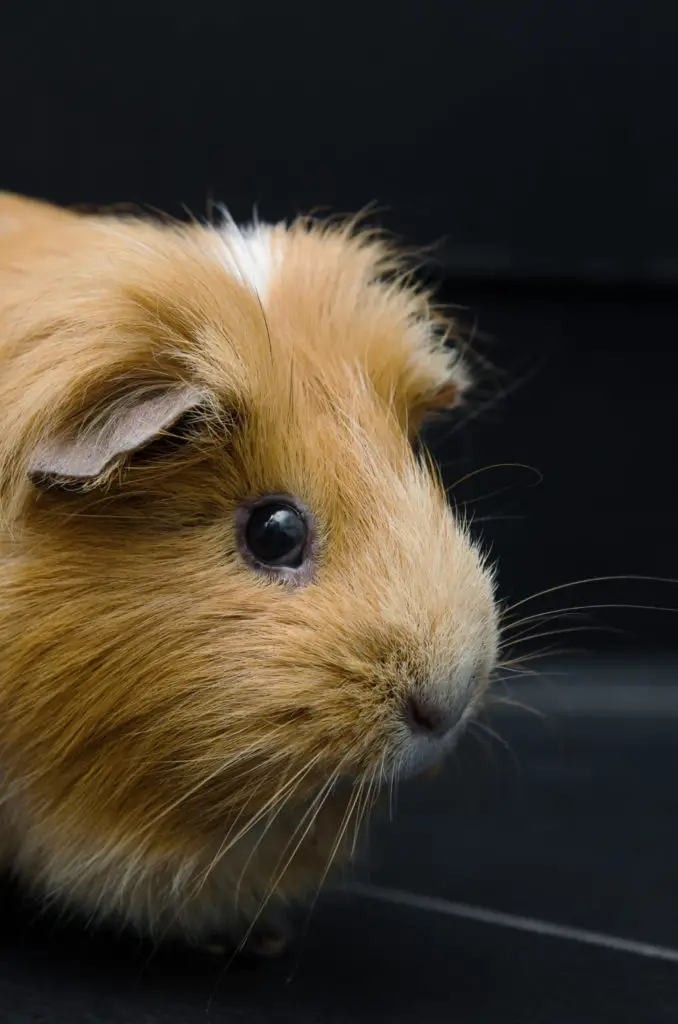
[0,193,497,946]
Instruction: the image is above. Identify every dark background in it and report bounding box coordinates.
[1,4,677,1022]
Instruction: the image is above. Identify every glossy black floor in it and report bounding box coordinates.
[1,656,677,1024]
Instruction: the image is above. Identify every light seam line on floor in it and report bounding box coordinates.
[344,882,678,964]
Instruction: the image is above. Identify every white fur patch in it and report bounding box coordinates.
[215,216,277,302]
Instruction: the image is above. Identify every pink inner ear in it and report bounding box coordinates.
[426,379,464,410]
[28,385,204,482]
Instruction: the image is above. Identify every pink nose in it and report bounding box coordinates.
[405,695,462,738]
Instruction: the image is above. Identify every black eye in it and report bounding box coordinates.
[244,501,308,569]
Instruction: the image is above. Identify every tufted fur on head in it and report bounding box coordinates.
[0,192,496,947]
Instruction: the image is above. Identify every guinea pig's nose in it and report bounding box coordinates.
[405,694,462,738]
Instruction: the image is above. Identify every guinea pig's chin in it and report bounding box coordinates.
[388,722,466,783]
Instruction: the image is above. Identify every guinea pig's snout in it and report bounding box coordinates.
[404,694,462,739]
[402,659,488,746]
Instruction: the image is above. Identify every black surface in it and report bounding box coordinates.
[1,658,677,1023]
[2,894,677,1024]
[2,2,678,284]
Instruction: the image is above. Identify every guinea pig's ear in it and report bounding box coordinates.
[418,374,467,414]
[408,350,471,434]
[27,384,205,488]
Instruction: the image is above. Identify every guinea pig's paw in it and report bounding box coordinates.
[200,919,293,961]
[201,939,230,957]
[245,923,293,959]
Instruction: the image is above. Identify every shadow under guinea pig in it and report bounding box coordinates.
[0,871,492,1023]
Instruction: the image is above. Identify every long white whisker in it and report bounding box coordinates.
[141,751,325,962]
[447,462,543,494]
[503,602,678,635]
[499,624,626,652]
[199,750,326,889]
[502,575,678,617]
[136,726,288,839]
[231,752,331,909]
[227,766,348,965]
[304,776,367,919]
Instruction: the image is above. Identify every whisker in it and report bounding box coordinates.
[502,602,678,635]
[135,727,289,840]
[140,752,325,967]
[201,750,325,882]
[470,720,518,765]
[352,766,380,857]
[469,514,528,524]
[499,624,626,651]
[281,772,368,986]
[502,575,678,617]
[218,765,350,979]
[499,646,580,668]
[231,754,336,909]
[500,610,604,643]
[291,777,368,952]
[387,755,397,822]
[453,482,540,512]
[495,661,558,678]
[348,774,369,860]
[487,695,546,719]
[446,462,544,495]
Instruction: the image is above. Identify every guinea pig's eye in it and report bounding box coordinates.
[244,500,308,569]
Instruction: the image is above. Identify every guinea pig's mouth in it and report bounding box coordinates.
[383,705,474,784]
[321,699,478,795]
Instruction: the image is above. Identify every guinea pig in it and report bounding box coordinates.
[0,192,498,955]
